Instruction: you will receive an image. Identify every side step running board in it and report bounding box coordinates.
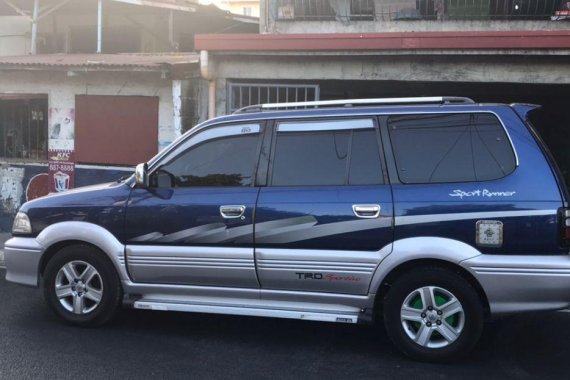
[133,300,359,324]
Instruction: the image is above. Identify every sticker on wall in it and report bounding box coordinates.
[49,108,75,151]
[48,150,75,193]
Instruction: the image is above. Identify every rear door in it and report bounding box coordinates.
[255,117,393,295]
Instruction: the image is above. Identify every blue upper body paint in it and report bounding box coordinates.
[17,103,568,255]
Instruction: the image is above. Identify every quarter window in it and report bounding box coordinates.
[388,113,516,184]
[152,132,259,188]
[271,119,383,186]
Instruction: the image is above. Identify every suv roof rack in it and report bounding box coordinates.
[233,96,475,114]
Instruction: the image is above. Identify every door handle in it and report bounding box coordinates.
[352,204,381,219]
[220,205,246,219]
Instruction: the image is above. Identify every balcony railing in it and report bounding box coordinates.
[275,0,570,21]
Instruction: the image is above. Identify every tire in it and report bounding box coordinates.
[43,244,122,327]
[383,266,484,362]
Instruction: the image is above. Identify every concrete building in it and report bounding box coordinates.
[212,0,261,17]
[0,0,257,232]
[0,53,200,230]
[0,0,257,56]
[195,0,570,181]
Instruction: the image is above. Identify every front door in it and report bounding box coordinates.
[255,117,394,295]
[124,122,264,288]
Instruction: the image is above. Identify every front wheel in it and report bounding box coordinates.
[383,267,484,362]
[43,244,122,327]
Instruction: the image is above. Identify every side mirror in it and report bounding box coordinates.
[135,163,149,188]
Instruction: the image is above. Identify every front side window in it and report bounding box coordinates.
[151,126,260,188]
[271,119,383,186]
[388,113,516,184]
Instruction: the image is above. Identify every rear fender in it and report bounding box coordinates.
[369,237,483,293]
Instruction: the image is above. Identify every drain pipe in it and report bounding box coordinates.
[200,50,216,119]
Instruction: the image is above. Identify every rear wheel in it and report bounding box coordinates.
[383,267,484,362]
[43,244,122,327]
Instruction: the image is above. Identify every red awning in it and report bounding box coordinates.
[195,31,570,52]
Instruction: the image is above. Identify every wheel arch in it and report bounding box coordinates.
[374,258,491,319]
[35,221,128,282]
[38,240,107,277]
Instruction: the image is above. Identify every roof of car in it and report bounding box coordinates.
[200,102,511,129]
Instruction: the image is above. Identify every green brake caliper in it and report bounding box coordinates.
[409,291,458,335]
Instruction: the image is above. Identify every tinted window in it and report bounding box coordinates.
[349,130,383,185]
[271,121,383,186]
[272,131,350,186]
[388,113,516,184]
[153,133,259,187]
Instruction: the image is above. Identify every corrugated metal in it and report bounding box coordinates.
[0,53,199,71]
[75,95,158,166]
[195,31,570,51]
[113,0,198,12]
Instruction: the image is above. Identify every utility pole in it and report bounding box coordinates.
[31,0,39,54]
[97,0,103,53]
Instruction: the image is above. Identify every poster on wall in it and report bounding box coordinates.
[48,150,75,193]
[48,108,75,151]
[48,108,75,193]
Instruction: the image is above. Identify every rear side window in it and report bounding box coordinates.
[388,113,516,184]
[271,119,383,186]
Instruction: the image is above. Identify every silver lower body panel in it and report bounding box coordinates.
[4,237,44,287]
[123,280,373,323]
[133,299,360,324]
[462,254,570,314]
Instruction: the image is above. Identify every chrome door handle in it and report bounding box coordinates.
[352,204,380,219]
[220,205,246,219]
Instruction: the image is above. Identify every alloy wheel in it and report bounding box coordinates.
[400,286,465,349]
[54,260,104,315]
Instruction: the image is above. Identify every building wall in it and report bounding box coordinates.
[0,16,30,56]
[260,0,570,33]
[210,52,570,115]
[217,1,261,17]
[263,19,570,34]
[0,70,177,149]
[0,69,183,232]
[37,13,172,53]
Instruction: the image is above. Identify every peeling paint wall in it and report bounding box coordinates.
[0,166,24,214]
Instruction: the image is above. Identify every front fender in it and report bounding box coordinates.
[368,237,483,293]
[36,221,129,281]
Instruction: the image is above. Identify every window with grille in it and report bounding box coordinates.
[227,83,320,113]
[276,0,374,20]
[0,96,48,161]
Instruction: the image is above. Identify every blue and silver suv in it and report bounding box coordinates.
[5,97,570,361]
